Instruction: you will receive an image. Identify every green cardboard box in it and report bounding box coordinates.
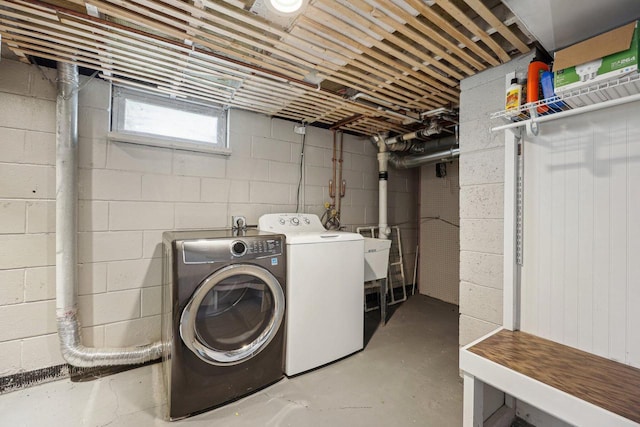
[554,21,638,93]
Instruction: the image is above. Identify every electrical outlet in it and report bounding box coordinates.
[232,215,247,229]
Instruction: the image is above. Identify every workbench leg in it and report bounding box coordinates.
[380,278,387,325]
[463,372,484,427]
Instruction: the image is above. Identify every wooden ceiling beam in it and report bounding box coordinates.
[88,0,311,77]
[0,0,532,135]
[347,0,473,77]
[314,0,458,87]
[431,0,511,63]
[365,0,485,72]
[461,0,529,54]
[293,26,439,103]
[304,7,459,97]
[297,16,456,102]
[298,16,459,107]
[403,0,500,67]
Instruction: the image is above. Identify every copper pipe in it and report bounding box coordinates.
[330,114,364,130]
[336,131,345,218]
[330,130,337,202]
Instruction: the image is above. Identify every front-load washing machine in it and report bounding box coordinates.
[162,230,286,420]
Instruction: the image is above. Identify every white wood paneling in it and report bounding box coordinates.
[628,120,640,367]
[521,101,640,366]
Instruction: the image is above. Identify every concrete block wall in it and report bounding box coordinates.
[458,50,577,426]
[458,52,535,347]
[0,59,418,376]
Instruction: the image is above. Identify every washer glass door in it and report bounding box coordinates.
[180,263,284,365]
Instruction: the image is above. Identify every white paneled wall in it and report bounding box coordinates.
[0,59,418,375]
[419,160,460,304]
[521,101,640,367]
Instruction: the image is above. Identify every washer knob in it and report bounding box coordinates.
[231,241,247,256]
[290,217,300,225]
[279,218,286,225]
[303,217,310,224]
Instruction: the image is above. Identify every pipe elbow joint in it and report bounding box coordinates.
[57,310,163,368]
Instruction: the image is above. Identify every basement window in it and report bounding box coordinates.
[109,86,229,155]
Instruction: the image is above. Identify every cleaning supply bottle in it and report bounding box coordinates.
[527,59,550,114]
[540,70,566,112]
[505,78,522,118]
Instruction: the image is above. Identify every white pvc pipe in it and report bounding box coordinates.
[377,149,390,239]
[491,92,640,132]
[55,62,162,367]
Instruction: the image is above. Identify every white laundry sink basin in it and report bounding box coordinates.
[363,237,391,282]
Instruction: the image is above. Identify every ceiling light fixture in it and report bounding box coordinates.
[268,0,303,14]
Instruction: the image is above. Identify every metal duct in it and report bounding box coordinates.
[389,147,460,169]
[55,62,163,367]
[386,134,457,153]
[384,124,443,146]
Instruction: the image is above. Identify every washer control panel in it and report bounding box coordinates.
[258,213,325,232]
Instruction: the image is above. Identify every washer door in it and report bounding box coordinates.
[180,263,285,366]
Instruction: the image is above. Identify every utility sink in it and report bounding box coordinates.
[363,237,391,282]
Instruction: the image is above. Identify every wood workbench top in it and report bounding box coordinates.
[468,329,640,424]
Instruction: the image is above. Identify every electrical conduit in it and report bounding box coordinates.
[56,62,162,367]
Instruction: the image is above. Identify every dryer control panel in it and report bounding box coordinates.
[182,236,282,264]
[258,213,325,233]
[242,238,282,257]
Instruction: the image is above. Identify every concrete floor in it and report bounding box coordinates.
[0,295,462,426]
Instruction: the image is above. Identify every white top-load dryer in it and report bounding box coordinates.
[258,213,364,376]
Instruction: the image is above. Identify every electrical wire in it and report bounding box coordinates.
[36,64,99,99]
[420,216,460,228]
[295,129,306,213]
[63,70,100,101]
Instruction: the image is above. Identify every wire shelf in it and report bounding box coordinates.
[490,72,640,122]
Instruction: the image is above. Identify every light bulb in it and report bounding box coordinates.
[575,59,603,82]
[268,0,303,14]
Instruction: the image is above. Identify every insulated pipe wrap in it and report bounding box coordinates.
[55,62,163,367]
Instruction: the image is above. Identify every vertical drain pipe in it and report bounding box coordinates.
[56,62,163,367]
[376,137,390,239]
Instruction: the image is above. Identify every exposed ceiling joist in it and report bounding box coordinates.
[0,0,532,135]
